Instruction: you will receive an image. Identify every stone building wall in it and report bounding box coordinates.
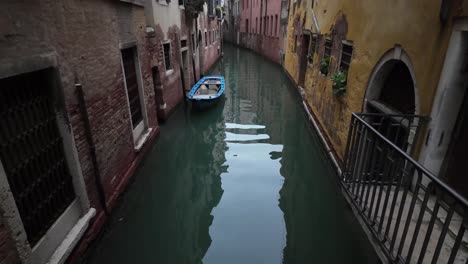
[0,0,159,263]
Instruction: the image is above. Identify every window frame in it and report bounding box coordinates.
[307,34,318,66]
[339,40,353,73]
[120,45,149,142]
[162,41,173,73]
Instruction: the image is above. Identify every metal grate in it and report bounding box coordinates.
[0,69,76,246]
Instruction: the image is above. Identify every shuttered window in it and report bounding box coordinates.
[121,47,143,128]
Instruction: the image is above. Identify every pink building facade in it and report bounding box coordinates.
[235,0,285,64]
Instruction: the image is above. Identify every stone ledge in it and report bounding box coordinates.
[47,208,96,264]
[134,128,153,152]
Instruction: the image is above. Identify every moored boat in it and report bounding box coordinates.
[187,75,225,110]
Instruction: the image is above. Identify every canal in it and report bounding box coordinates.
[86,44,379,264]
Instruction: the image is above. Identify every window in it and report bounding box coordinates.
[270,15,273,36]
[293,34,297,53]
[266,16,269,36]
[275,15,278,36]
[121,47,144,129]
[308,34,317,64]
[339,42,353,72]
[179,0,184,6]
[205,31,208,46]
[212,30,215,43]
[0,69,77,246]
[246,19,249,33]
[163,42,172,71]
[256,17,258,34]
[324,39,332,60]
[263,16,266,34]
[320,38,332,75]
[181,39,187,48]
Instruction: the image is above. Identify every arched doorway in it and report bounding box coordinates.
[364,46,418,115]
[363,46,419,151]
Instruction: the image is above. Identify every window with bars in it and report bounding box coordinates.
[121,47,144,128]
[320,38,332,75]
[0,69,76,246]
[339,42,353,73]
[163,42,172,71]
[308,35,317,64]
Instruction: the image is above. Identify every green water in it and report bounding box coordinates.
[87,44,379,264]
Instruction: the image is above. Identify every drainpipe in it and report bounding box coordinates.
[308,0,320,33]
[75,83,109,215]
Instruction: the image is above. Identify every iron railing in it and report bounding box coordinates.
[341,113,468,264]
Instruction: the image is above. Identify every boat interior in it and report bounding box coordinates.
[193,78,222,98]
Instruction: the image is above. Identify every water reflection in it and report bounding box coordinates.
[204,122,285,264]
[87,44,378,264]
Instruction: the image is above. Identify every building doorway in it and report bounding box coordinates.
[181,49,190,92]
[298,33,310,87]
[419,22,468,198]
[364,47,417,150]
[152,66,164,121]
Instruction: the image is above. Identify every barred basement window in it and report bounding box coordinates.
[121,47,144,128]
[308,34,317,64]
[339,42,353,72]
[163,42,172,70]
[0,69,76,245]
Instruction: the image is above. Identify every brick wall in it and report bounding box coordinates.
[0,0,160,263]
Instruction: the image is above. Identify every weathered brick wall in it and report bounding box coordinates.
[0,0,160,262]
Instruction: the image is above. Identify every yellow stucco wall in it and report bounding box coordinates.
[284,0,466,160]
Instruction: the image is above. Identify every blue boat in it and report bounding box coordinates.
[187,75,225,110]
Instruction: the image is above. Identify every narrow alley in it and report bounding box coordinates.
[86,45,378,263]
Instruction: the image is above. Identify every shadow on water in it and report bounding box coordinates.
[86,43,379,264]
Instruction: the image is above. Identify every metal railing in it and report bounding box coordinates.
[341,113,468,263]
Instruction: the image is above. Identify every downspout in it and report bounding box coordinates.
[311,8,320,33]
[75,83,109,215]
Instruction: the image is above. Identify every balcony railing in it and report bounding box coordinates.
[341,113,468,263]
